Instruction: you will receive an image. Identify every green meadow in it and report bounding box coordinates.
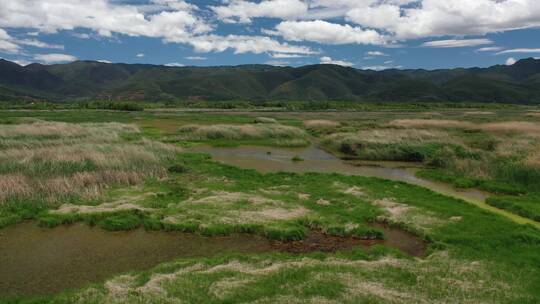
[0,106,539,303]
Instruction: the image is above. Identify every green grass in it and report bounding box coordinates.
[416,169,526,195]
[486,194,540,222]
[5,151,540,303]
[1,108,540,303]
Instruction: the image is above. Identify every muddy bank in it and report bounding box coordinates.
[0,222,425,297]
[274,225,426,258]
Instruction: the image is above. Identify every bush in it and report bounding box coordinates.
[98,213,142,231]
[292,155,304,162]
[78,101,144,111]
[168,164,189,173]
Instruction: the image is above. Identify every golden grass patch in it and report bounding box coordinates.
[481,121,540,136]
[304,120,340,129]
[388,119,475,129]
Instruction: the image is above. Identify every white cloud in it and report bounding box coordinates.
[0,30,20,54]
[185,34,316,55]
[165,62,185,67]
[16,39,64,50]
[272,20,389,45]
[476,46,504,52]
[496,48,540,55]
[211,0,308,23]
[2,0,540,60]
[0,1,316,56]
[506,57,517,66]
[270,53,305,58]
[185,56,206,60]
[421,39,493,48]
[265,60,289,66]
[365,51,388,56]
[136,53,145,58]
[320,56,354,67]
[345,0,540,40]
[0,28,65,54]
[97,59,112,63]
[34,53,77,64]
[362,64,402,71]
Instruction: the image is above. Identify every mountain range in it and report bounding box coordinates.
[1,58,540,104]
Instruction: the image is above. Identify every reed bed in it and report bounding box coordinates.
[175,124,307,141]
[304,120,340,129]
[0,121,179,210]
[388,119,475,129]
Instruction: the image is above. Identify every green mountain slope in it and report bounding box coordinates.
[1,58,539,103]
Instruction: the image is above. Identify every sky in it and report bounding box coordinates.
[1,0,540,70]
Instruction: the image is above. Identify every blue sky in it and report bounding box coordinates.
[1,0,539,70]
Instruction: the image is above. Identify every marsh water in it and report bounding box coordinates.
[0,222,424,297]
[187,144,539,227]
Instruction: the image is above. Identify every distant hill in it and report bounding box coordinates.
[1,58,540,104]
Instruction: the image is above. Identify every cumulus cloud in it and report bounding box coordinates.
[272,20,389,45]
[421,39,493,48]
[272,0,540,45]
[2,0,540,60]
[186,34,316,55]
[0,0,313,56]
[211,0,308,23]
[34,53,77,64]
[506,57,517,65]
[136,53,145,58]
[16,39,64,50]
[0,29,20,54]
[346,0,540,40]
[0,28,65,54]
[320,56,354,67]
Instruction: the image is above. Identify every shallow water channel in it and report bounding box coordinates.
[187,144,539,227]
[0,222,424,297]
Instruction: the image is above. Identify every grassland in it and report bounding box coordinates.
[0,107,539,303]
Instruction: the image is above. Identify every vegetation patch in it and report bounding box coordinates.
[167,123,309,147]
[0,120,179,226]
[486,194,540,222]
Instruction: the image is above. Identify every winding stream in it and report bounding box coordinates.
[187,144,539,228]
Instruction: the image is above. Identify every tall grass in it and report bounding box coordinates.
[175,124,306,140]
[167,123,309,147]
[0,121,179,220]
[321,129,462,162]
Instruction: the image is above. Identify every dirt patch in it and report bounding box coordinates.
[316,198,331,206]
[298,193,310,200]
[51,194,154,214]
[343,186,366,198]
[373,198,411,217]
[372,198,445,232]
